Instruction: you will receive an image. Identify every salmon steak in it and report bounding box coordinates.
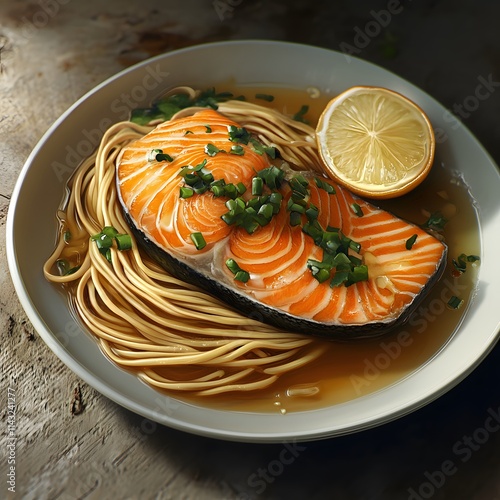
[117,109,447,338]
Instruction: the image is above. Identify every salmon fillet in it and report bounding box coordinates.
[117,109,447,338]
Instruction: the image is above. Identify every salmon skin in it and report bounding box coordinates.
[117,109,447,339]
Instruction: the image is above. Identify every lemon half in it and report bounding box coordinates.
[316,86,435,199]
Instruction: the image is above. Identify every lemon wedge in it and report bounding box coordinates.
[316,86,435,199]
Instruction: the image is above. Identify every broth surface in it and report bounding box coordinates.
[166,85,481,413]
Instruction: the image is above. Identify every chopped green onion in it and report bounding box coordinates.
[228,125,251,144]
[234,270,250,283]
[423,211,448,231]
[349,240,362,254]
[230,145,245,156]
[148,148,173,162]
[330,270,349,287]
[236,182,247,195]
[190,232,206,250]
[314,177,336,194]
[204,124,212,133]
[63,231,71,243]
[225,258,250,282]
[351,203,364,217]
[179,186,194,198]
[289,211,302,226]
[452,253,481,274]
[184,130,193,135]
[223,183,238,199]
[115,233,132,251]
[288,203,306,214]
[293,104,310,124]
[448,296,464,309]
[211,184,225,197]
[305,204,319,221]
[258,165,285,190]
[205,143,223,156]
[252,176,264,196]
[406,234,418,250]
[255,93,274,102]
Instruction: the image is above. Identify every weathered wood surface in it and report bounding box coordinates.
[1,1,500,499]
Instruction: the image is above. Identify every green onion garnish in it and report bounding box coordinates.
[115,234,132,251]
[423,211,448,232]
[293,104,310,124]
[228,125,251,144]
[255,93,274,102]
[351,203,364,217]
[179,187,194,198]
[184,130,193,135]
[314,177,336,194]
[252,176,264,196]
[63,230,71,243]
[91,226,132,260]
[406,234,418,250]
[448,296,464,309]
[190,232,206,250]
[148,148,173,162]
[205,143,223,156]
[452,253,480,274]
[225,258,250,282]
[230,145,245,156]
[289,211,302,226]
[234,270,250,282]
[204,124,212,133]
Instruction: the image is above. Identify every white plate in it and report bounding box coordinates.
[7,40,500,442]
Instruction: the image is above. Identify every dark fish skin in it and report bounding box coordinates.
[123,211,448,341]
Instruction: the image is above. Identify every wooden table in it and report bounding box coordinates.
[1,1,500,499]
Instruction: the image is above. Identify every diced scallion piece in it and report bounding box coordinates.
[63,230,71,242]
[91,226,132,260]
[293,104,309,124]
[230,145,245,156]
[225,258,250,282]
[351,203,364,217]
[204,124,212,133]
[314,177,336,194]
[452,253,481,274]
[148,148,173,162]
[448,296,464,309]
[423,211,448,231]
[406,234,418,250]
[190,232,206,250]
[115,234,132,251]
[252,176,263,195]
[179,187,194,198]
[228,125,251,144]
[289,211,302,226]
[234,270,250,283]
[205,143,223,156]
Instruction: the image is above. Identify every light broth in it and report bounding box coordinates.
[162,85,481,413]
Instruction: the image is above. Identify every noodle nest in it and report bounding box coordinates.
[43,88,328,396]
